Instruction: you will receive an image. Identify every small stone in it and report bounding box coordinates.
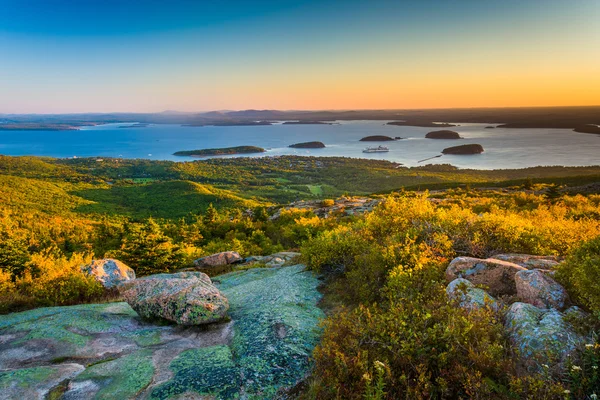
[446,278,499,311]
[81,259,135,288]
[193,251,242,268]
[515,269,569,310]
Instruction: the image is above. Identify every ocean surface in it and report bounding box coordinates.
[0,121,599,169]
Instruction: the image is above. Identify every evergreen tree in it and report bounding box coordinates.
[0,235,31,278]
[544,184,562,203]
[111,218,184,276]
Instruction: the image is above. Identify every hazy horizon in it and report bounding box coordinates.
[1,0,599,113]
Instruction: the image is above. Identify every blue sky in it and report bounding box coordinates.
[0,0,598,112]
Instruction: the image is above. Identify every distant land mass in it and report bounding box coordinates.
[173,146,266,157]
[387,121,456,128]
[1,106,600,132]
[119,123,149,129]
[360,135,395,141]
[0,122,95,131]
[282,121,334,125]
[183,121,272,127]
[289,141,326,148]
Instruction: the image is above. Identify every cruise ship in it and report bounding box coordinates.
[363,145,389,153]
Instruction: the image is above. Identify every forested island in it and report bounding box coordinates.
[425,130,462,139]
[359,135,395,141]
[289,141,326,148]
[442,143,484,154]
[173,145,266,156]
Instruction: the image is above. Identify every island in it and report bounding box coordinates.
[573,124,600,134]
[173,146,266,157]
[425,130,462,139]
[359,135,395,141]
[183,121,272,127]
[0,123,95,131]
[289,141,326,148]
[283,121,334,125]
[442,144,484,155]
[485,126,496,129]
[387,121,456,128]
[119,123,149,128]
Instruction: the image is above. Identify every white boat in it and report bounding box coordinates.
[363,145,389,153]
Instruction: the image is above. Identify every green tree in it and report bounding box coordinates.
[110,218,184,276]
[0,235,31,278]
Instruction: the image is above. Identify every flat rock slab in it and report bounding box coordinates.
[0,264,324,400]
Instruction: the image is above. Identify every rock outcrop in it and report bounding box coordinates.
[446,278,499,311]
[445,254,586,372]
[0,264,324,399]
[194,251,242,268]
[81,258,135,288]
[491,253,560,270]
[425,130,461,139]
[445,257,527,296]
[505,302,585,369]
[120,272,229,325]
[270,197,383,220]
[515,269,569,310]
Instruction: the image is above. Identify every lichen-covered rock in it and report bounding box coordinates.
[120,272,229,325]
[491,254,561,270]
[0,264,323,399]
[193,251,242,268]
[446,257,526,296]
[265,257,285,267]
[446,278,499,311]
[0,363,85,400]
[81,258,135,288]
[505,302,585,370]
[515,269,569,310]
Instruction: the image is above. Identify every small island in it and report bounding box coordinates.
[283,121,334,125]
[485,126,496,129]
[425,130,462,139]
[119,123,149,129]
[183,121,273,127]
[573,124,600,134]
[442,144,484,155]
[289,141,326,148]
[173,146,266,157]
[387,121,456,128]
[359,135,395,141]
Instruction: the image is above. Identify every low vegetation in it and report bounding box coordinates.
[1,154,600,398]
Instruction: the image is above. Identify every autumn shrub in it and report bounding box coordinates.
[302,193,600,399]
[555,235,600,316]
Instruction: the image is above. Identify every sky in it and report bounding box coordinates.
[0,0,599,113]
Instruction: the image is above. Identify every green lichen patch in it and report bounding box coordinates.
[0,365,54,389]
[71,349,155,399]
[220,264,325,398]
[150,345,239,400]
